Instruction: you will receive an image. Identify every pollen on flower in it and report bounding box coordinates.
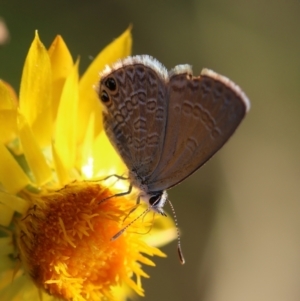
[16,181,158,300]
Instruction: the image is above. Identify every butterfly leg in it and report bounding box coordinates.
[98,183,133,204]
[122,195,142,222]
[21,204,37,221]
[99,174,129,181]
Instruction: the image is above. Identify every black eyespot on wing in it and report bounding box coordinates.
[105,77,117,91]
[100,90,110,103]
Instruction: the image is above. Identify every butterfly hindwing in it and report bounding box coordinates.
[147,68,249,191]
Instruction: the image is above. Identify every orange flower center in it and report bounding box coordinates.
[17,181,136,300]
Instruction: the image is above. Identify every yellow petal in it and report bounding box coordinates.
[17,113,52,186]
[0,260,15,272]
[77,27,132,144]
[54,60,79,170]
[80,112,95,178]
[0,203,14,227]
[0,110,17,144]
[52,143,70,186]
[48,35,73,121]
[0,273,29,300]
[124,277,144,297]
[145,227,177,249]
[0,81,18,143]
[0,237,14,256]
[0,191,29,215]
[0,143,30,193]
[93,131,126,178]
[19,31,52,147]
[0,80,18,109]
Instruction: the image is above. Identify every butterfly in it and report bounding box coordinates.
[98,55,250,263]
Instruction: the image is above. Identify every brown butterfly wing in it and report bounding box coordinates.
[146,68,249,191]
[99,61,168,180]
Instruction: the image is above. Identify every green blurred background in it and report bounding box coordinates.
[1,1,300,300]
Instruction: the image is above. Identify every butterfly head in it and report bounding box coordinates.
[144,190,186,264]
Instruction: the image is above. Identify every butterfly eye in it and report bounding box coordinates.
[149,194,161,206]
[105,77,117,91]
[100,90,110,103]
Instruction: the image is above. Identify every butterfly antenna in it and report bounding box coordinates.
[111,206,151,241]
[168,199,185,265]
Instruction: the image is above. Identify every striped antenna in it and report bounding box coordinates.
[111,206,151,241]
[168,199,185,264]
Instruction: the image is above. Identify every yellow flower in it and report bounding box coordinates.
[0,29,177,301]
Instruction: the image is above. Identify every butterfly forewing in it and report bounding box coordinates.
[100,62,168,179]
[147,68,248,191]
